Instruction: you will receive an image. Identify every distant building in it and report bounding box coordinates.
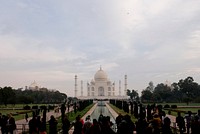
[39,87,48,92]
[165,80,171,87]
[28,80,40,91]
[87,67,115,99]
[76,67,128,100]
[25,81,48,92]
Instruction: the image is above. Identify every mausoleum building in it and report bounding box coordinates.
[87,67,115,97]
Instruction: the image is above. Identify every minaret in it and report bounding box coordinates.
[75,75,78,97]
[124,75,127,96]
[119,80,121,96]
[81,80,83,97]
[113,81,115,96]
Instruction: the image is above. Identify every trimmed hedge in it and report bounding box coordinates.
[40,105,47,110]
[164,104,170,108]
[157,105,163,110]
[23,105,31,110]
[32,105,38,109]
[171,105,177,108]
[48,105,55,110]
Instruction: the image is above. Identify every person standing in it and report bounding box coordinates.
[48,115,58,134]
[116,113,123,129]
[25,113,29,122]
[162,117,172,134]
[40,117,47,134]
[29,115,37,134]
[73,116,83,134]
[176,112,186,134]
[0,113,6,134]
[0,113,2,133]
[185,111,193,134]
[62,115,71,134]
[89,119,101,134]
[83,115,92,134]
[191,116,200,134]
[1,115,8,134]
[7,114,16,134]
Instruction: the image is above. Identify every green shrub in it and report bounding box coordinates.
[10,112,18,116]
[40,105,47,110]
[48,105,55,110]
[17,110,32,114]
[23,105,31,110]
[171,105,177,108]
[157,105,163,110]
[32,105,38,109]
[164,104,170,108]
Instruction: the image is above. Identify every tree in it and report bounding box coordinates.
[127,89,139,101]
[0,87,16,106]
[171,82,183,102]
[141,89,153,102]
[178,76,199,105]
[153,83,172,102]
[18,95,34,104]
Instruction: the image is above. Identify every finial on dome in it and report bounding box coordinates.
[100,65,102,70]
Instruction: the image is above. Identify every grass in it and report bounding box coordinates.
[108,103,137,123]
[176,108,200,113]
[0,104,56,121]
[51,103,95,133]
[21,103,95,134]
[63,104,94,122]
[0,109,33,120]
[0,104,54,108]
[109,103,200,121]
[164,107,200,117]
[141,103,200,116]
[143,102,200,106]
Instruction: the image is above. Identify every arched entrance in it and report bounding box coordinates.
[98,87,104,96]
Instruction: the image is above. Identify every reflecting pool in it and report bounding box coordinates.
[90,101,115,123]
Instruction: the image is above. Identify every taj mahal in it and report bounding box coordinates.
[75,67,128,100]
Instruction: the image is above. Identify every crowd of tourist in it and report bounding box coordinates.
[1,104,200,134]
[28,114,60,134]
[70,105,200,134]
[72,114,116,134]
[0,113,16,134]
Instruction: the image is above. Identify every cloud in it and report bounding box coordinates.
[0,0,200,96]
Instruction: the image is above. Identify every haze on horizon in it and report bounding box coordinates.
[0,0,200,97]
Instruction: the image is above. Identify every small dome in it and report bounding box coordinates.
[30,81,38,87]
[94,67,108,81]
[29,81,39,90]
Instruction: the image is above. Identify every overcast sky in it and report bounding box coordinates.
[0,0,200,97]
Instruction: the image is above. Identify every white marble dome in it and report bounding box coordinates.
[94,67,108,81]
[29,81,39,90]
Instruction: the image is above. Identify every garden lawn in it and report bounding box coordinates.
[53,103,95,133]
[143,103,200,106]
[109,103,137,123]
[164,107,200,117]
[0,104,56,108]
[0,109,32,120]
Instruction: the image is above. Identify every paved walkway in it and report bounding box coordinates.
[11,107,73,134]
[105,103,118,119]
[12,104,97,134]
[68,102,179,134]
[68,103,98,134]
[5,103,180,134]
[15,110,60,134]
[167,114,177,127]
